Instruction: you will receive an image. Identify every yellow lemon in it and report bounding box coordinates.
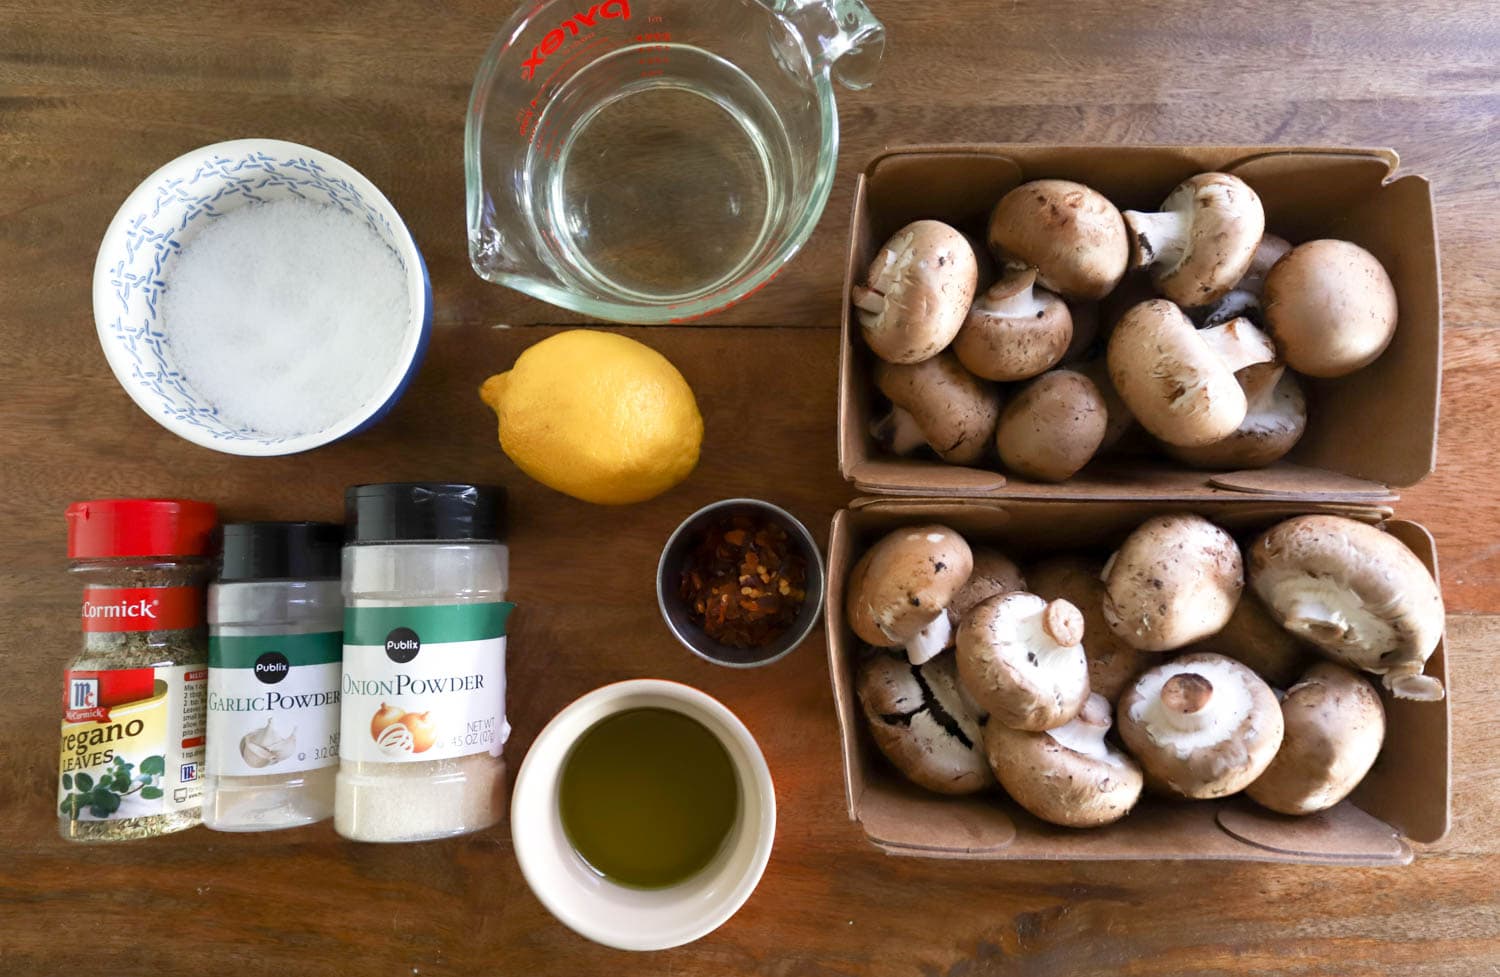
[479,330,703,505]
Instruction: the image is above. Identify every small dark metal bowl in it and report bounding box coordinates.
[656,498,826,668]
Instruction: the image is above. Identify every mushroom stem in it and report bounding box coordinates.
[870,405,928,456]
[1042,599,1085,646]
[1200,317,1277,374]
[1282,597,1351,642]
[1385,669,1446,702]
[1161,673,1214,720]
[1238,362,1286,411]
[905,613,952,665]
[1045,696,1115,760]
[1123,208,1191,272]
[976,267,1050,318]
[850,284,885,315]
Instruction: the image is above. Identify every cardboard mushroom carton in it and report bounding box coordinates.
[838,145,1440,501]
[825,497,1451,864]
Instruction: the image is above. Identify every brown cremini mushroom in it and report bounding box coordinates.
[1061,300,1101,363]
[983,693,1143,827]
[1189,586,1313,689]
[1028,555,1152,703]
[1107,300,1277,447]
[1161,363,1307,470]
[1124,172,1266,308]
[1262,239,1398,378]
[1117,653,1284,799]
[956,591,1090,731]
[987,180,1130,300]
[1199,233,1293,327]
[847,525,975,665]
[1072,357,1136,452]
[995,370,1107,483]
[872,353,1001,465]
[944,548,1027,641]
[858,651,995,795]
[1250,515,1445,701]
[853,220,978,364]
[1245,662,1386,815]
[953,267,1073,382]
[1102,514,1244,652]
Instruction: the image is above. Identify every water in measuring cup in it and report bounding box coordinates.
[529,44,792,304]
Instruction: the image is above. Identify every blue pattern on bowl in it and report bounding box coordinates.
[97,142,430,451]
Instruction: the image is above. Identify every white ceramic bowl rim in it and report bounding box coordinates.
[91,138,429,457]
[511,679,777,951]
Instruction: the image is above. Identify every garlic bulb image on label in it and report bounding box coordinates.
[240,718,298,769]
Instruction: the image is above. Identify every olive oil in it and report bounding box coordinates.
[558,707,739,889]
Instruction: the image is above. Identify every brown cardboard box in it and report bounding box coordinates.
[825,498,1450,864]
[838,146,1441,501]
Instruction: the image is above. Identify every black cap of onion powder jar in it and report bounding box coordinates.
[344,483,507,543]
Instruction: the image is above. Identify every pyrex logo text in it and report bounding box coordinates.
[82,598,158,620]
[522,0,631,81]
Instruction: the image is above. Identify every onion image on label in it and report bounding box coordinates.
[369,702,438,756]
[240,718,298,768]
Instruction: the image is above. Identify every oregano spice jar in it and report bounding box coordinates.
[59,498,217,842]
[335,483,513,843]
[203,522,343,832]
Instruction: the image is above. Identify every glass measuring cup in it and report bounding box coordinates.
[465,0,885,323]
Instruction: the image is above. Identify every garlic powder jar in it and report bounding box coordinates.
[203,522,343,832]
[335,483,512,843]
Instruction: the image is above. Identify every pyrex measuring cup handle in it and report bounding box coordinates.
[776,0,887,90]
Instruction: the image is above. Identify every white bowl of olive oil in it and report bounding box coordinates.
[511,680,776,951]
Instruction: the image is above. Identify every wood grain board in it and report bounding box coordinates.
[2,1,1499,974]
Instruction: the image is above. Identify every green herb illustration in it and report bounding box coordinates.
[59,755,166,820]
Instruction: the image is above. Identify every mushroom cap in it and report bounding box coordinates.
[1188,586,1313,689]
[1263,239,1398,378]
[945,548,1027,634]
[1117,652,1284,799]
[858,651,995,795]
[1161,364,1307,470]
[1245,662,1386,815]
[1028,555,1152,704]
[855,220,978,364]
[983,693,1143,827]
[956,591,1091,731]
[1124,172,1266,308]
[995,370,1108,483]
[847,525,975,665]
[1107,300,1272,447]
[1249,515,1445,701]
[873,352,1001,465]
[1237,233,1293,296]
[1071,357,1136,451]
[1102,513,1244,652]
[953,268,1073,381]
[987,180,1129,300]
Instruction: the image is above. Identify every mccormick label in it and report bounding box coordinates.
[81,586,202,633]
[207,632,342,777]
[59,665,206,821]
[339,603,514,764]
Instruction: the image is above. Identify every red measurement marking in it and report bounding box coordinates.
[668,266,784,323]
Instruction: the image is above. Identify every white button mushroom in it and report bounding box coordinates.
[1245,662,1386,816]
[943,548,1027,644]
[956,591,1090,731]
[987,180,1130,300]
[1262,239,1398,378]
[1117,653,1284,799]
[952,267,1073,381]
[857,651,995,795]
[846,525,975,665]
[983,692,1143,828]
[1107,300,1277,447]
[1028,555,1151,704]
[1123,172,1266,309]
[853,220,978,364]
[1160,363,1307,470]
[1101,514,1244,652]
[994,370,1108,483]
[872,352,1001,466]
[1249,515,1446,701]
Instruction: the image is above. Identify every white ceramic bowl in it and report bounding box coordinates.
[511,680,776,951]
[92,138,432,456]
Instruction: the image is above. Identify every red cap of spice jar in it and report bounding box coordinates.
[65,499,218,559]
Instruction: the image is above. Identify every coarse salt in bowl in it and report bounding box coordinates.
[92,138,433,456]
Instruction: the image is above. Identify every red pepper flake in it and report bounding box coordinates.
[679,513,808,648]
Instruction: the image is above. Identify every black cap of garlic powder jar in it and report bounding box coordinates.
[344,483,507,544]
[217,521,343,582]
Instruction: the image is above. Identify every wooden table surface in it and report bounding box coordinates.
[3,1,1499,974]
